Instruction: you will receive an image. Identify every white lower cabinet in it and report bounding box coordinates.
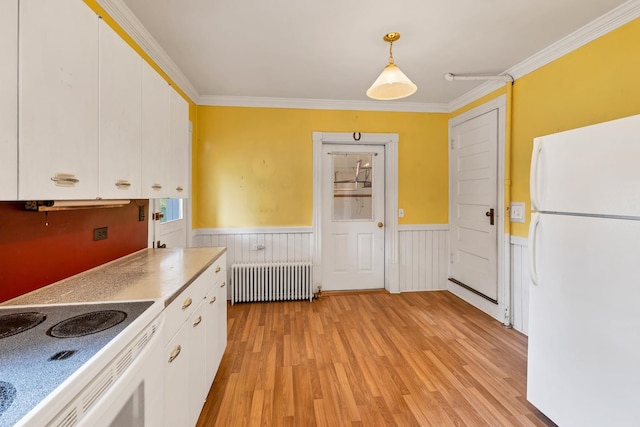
[188,301,208,427]
[205,275,227,386]
[164,322,190,427]
[163,253,227,426]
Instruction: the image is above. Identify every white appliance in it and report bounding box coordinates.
[1,301,164,427]
[528,114,640,426]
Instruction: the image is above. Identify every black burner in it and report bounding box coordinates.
[0,381,16,416]
[47,310,127,338]
[0,312,46,339]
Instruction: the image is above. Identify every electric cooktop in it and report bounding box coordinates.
[0,300,153,427]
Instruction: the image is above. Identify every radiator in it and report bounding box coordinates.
[230,262,313,304]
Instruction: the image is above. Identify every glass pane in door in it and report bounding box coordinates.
[332,153,373,221]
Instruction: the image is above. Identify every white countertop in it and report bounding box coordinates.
[2,247,227,307]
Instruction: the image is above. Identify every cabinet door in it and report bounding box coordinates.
[98,20,142,199]
[168,88,190,198]
[188,303,208,427]
[141,61,170,198]
[19,0,99,200]
[205,276,227,386]
[164,322,189,427]
[0,0,17,200]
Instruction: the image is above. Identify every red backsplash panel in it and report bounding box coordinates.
[0,201,148,303]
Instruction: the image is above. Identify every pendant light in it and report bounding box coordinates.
[366,32,417,100]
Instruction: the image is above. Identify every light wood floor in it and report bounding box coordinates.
[196,291,556,427]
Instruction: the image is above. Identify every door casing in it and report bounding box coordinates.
[312,132,399,293]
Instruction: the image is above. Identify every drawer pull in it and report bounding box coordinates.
[51,173,79,187]
[182,297,192,310]
[115,180,131,188]
[151,184,162,190]
[220,281,226,288]
[168,345,181,363]
[193,315,202,327]
[209,296,217,304]
[176,186,184,192]
[215,266,221,273]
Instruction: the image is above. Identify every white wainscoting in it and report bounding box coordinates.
[398,225,449,292]
[193,226,531,335]
[510,235,531,335]
[192,227,313,265]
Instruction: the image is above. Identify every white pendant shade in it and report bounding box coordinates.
[366,32,417,100]
[366,63,417,100]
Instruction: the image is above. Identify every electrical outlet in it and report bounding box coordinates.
[398,208,405,218]
[93,227,108,241]
[510,202,525,223]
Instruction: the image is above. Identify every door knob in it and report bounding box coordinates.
[485,208,495,226]
[377,222,384,228]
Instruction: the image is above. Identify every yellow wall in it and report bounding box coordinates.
[194,107,449,228]
[452,17,640,237]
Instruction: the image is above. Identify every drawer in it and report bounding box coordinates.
[164,275,206,344]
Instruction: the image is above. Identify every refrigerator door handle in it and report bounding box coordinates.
[528,213,541,285]
[530,139,543,211]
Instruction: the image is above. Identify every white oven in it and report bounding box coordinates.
[47,312,166,427]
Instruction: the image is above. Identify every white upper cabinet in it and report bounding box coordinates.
[0,0,17,200]
[168,88,190,199]
[98,19,142,199]
[141,61,171,198]
[18,0,99,200]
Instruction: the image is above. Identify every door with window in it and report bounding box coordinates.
[321,145,385,290]
[150,198,186,248]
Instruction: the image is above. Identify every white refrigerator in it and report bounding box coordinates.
[527,114,640,426]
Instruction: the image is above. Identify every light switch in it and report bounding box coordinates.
[398,208,405,218]
[510,202,525,223]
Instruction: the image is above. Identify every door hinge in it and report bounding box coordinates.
[450,252,454,264]
[450,139,454,150]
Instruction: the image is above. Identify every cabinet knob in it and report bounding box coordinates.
[193,315,202,327]
[115,180,131,188]
[168,345,181,363]
[182,297,192,310]
[151,184,162,190]
[220,281,226,288]
[176,186,183,192]
[215,266,221,273]
[209,296,217,304]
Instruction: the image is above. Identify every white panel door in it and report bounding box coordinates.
[0,0,17,200]
[141,61,170,198]
[98,19,142,199]
[450,109,498,301]
[19,0,99,200]
[321,145,385,291]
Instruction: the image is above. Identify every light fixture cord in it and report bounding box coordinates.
[388,40,395,65]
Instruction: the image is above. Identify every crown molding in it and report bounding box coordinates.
[96,0,639,113]
[96,0,200,103]
[447,0,640,113]
[198,95,449,113]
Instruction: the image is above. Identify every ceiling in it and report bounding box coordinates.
[119,0,629,108]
